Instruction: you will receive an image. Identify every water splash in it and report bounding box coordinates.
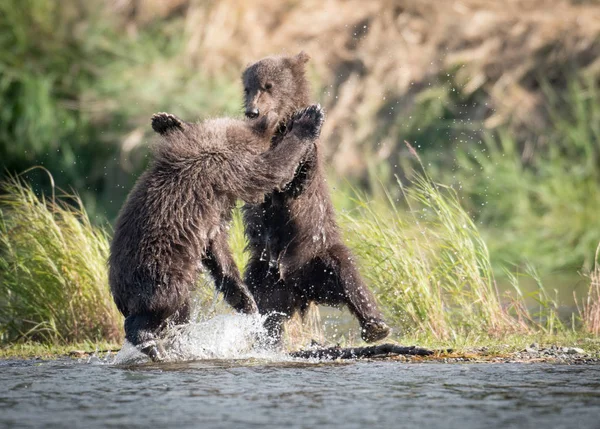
[111,313,286,365]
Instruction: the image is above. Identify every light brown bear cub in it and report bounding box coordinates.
[109,106,324,360]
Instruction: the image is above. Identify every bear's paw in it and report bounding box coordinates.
[151,112,184,135]
[288,104,325,141]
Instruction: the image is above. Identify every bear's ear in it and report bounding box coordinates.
[294,51,311,64]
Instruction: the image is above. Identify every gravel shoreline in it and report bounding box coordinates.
[2,343,599,364]
[392,344,600,364]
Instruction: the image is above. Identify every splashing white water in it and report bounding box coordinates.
[112,313,287,365]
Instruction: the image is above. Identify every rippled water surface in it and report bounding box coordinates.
[2,358,600,429]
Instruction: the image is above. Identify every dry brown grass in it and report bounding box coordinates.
[283,304,325,350]
[114,0,600,175]
[579,247,600,335]
[103,0,600,177]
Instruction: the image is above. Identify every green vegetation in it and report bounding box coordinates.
[0,175,122,344]
[342,155,574,342]
[345,176,514,340]
[400,332,600,358]
[0,0,130,220]
[579,249,600,336]
[0,171,598,355]
[452,79,600,273]
[0,0,242,222]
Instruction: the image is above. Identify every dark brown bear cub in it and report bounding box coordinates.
[109,106,324,360]
[241,52,390,344]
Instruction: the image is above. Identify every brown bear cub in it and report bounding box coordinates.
[109,106,324,360]
[241,52,391,344]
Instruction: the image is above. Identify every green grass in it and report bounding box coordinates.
[0,171,597,356]
[340,147,572,341]
[578,247,600,336]
[0,174,122,344]
[0,178,251,347]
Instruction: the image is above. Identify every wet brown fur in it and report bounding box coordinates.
[242,52,390,343]
[109,109,322,355]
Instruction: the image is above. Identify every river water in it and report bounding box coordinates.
[2,358,600,429]
[1,315,600,429]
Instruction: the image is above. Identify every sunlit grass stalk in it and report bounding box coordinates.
[578,245,600,335]
[504,265,564,333]
[0,176,123,344]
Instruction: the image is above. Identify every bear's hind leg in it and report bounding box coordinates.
[124,312,165,361]
[170,298,191,325]
[244,256,296,347]
[263,310,288,348]
[318,244,391,343]
[244,254,271,301]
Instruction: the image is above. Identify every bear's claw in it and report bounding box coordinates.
[361,319,391,343]
[151,112,184,135]
[288,104,325,141]
[140,341,164,362]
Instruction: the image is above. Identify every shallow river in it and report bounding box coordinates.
[2,358,600,429]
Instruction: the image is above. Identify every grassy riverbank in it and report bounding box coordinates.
[1,0,599,356]
[0,341,120,359]
[2,334,599,362]
[1,170,598,355]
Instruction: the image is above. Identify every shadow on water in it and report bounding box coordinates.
[120,358,350,373]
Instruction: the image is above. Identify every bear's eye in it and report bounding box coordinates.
[265,82,273,91]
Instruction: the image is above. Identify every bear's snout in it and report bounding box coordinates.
[245,107,260,119]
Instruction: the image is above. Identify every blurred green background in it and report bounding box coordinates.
[1,0,599,345]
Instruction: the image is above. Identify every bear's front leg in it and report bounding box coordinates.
[202,232,259,314]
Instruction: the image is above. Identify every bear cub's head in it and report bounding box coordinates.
[242,51,312,124]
